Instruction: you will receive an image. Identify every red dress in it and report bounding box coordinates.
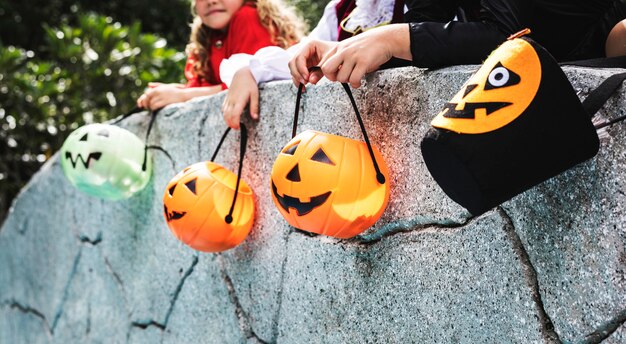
[184,4,276,88]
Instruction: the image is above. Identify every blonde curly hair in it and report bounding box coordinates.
[187,0,305,84]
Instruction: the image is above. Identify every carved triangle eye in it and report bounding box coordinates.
[184,178,197,195]
[310,147,334,165]
[168,184,177,196]
[79,133,88,141]
[286,164,301,182]
[282,141,300,155]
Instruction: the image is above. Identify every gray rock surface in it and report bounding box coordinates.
[277,212,544,343]
[1,65,625,343]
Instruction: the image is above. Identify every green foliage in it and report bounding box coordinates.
[0,13,184,220]
[289,0,329,30]
[0,0,192,51]
[39,14,185,121]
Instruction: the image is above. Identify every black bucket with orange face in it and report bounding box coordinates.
[420,37,603,216]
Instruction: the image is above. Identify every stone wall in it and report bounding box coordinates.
[1,65,625,343]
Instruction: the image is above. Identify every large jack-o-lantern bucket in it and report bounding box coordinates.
[271,79,390,238]
[60,123,152,200]
[421,32,626,216]
[163,124,255,252]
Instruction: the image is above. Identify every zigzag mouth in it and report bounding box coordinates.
[65,152,102,169]
[164,205,186,222]
[441,101,512,119]
[271,181,331,216]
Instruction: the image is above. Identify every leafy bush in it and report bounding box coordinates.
[0,0,192,52]
[0,13,185,220]
[289,0,329,30]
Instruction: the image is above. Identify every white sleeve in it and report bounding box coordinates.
[220,44,300,87]
[248,46,293,84]
[219,53,254,87]
[307,0,340,42]
[219,0,341,86]
[219,46,293,86]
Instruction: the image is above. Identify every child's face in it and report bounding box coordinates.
[195,0,245,30]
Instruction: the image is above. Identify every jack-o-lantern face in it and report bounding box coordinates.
[60,123,151,200]
[431,39,542,134]
[270,130,390,238]
[163,161,255,252]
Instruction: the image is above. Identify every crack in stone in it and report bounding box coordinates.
[16,217,29,236]
[218,254,271,344]
[86,302,91,336]
[350,215,475,246]
[285,215,476,248]
[102,255,135,342]
[497,207,562,343]
[129,255,199,332]
[71,207,79,233]
[271,230,292,343]
[103,257,125,291]
[78,232,102,246]
[3,299,52,332]
[131,320,166,330]
[293,228,319,237]
[580,308,626,344]
[164,255,199,326]
[51,247,82,334]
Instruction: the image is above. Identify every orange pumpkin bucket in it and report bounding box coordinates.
[163,125,254,252]
[271,77,390,238]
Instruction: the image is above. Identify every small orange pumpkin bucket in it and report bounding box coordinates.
[163,124,254,252]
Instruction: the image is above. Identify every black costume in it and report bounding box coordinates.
[405,0,626,67]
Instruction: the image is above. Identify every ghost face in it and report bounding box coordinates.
[60,123,151,200]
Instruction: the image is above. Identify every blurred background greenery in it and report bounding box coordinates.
[0,0,325,222]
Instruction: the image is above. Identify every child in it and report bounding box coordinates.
[220,0,406,129]
[136,0,304,111]
[290,0,626,88]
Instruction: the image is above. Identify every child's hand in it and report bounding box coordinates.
[288,25,410,89]
[136,83,186,110]
[288,40,338,87]
[318,25,411,88]
[222,67,259,130]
